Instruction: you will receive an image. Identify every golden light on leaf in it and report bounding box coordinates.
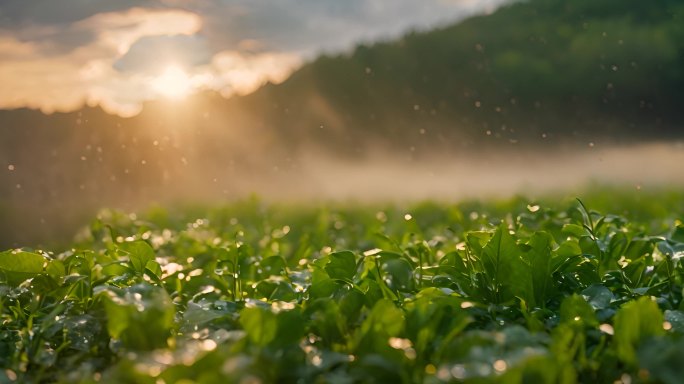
[150,65,193,99]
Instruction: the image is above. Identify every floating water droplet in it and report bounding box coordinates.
[599,323,614,335]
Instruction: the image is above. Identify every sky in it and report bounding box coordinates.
[0,0,509,116]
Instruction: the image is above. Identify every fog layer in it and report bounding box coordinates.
[2,141,682,247]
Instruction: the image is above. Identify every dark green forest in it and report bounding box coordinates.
[253,0,684,149]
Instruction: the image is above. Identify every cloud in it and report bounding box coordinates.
[114,35,212,73]
[73,7,202,55]
[0,0,154,26]
[0,36,37,59]
[0,7,202,116]
[210,51,301,97]
[197,0,512,57]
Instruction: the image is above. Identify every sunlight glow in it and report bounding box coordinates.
[150,65,193,99]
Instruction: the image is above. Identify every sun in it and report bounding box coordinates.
[150,65,193,99]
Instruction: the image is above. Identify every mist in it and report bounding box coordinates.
[2,139,682,248]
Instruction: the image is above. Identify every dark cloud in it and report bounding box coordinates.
[0,0,508,58]
[0,0,156,56]
[0,0,152,27]
[195,0,509,56]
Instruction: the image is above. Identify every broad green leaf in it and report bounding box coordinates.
[664,310,684,333]
[638,337,684,384]
[521,232,554,308]
[480,223,522,303]
[45,259,65,279]
[255,278,297,301]
[118,241,155,276]
[260,255,287,277]
[578,236,601,259]
[614,297,664,366]
[581,284,613,310]
[466,231,491,258]
[670,223,684,243]
[99,284,174,350]
[624,238,654,259]
[240,306,278,346]
[309,259,340,298]
[305,299,346,344]
[325,251,357,281]
[559,294,597,328]
[274,308,305,346]
[309,278,339,299]
[338,287,365,322]
[181,300,232,330]
[382,258,414,292]
[0,250,45,286]
[439,251,468,272]
[501,355,577,384]
[145,259,162,280]
[355,299,405,353]
[360,299,404,338]
[607,231,629,269]
[562,223,587,238]
[554,240,582,265]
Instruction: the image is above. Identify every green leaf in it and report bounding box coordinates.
[260,255,287,277]
[638,337,684,384]
[0,250,45,286]
[381,258,414,292]
[355,299,405,353]
[521,232,554,308]
[118,241,155,276]
[614,297,664,366]
[664,310,684,333]
[559,294,597,328]
[45,259,65,279]
[100,284,174,350]
[325,251,357,281]
[480,223,522,303]
[466,231,491,258]
[562,223,587,238]
[274,308,305,346]
[240,306,278,346]
[255,278,297,301]
[670,223,684,243]
[581,284,613,310]
[578,236,601,259]
[338,286,365,322]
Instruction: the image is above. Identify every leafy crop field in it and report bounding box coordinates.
[1,191,684,383]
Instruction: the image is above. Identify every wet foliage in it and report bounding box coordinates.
[1,192,684,383]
